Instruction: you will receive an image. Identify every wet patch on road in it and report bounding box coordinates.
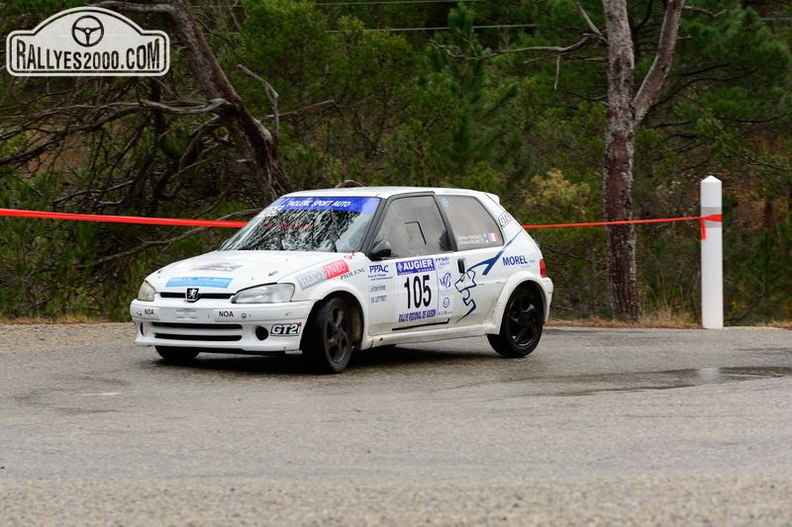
[552,367,792,396]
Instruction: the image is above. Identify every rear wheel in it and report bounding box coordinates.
[155,346,200,364]
[303,297,356,373]
[487,285,544,358]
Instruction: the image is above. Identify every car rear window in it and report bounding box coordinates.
[439,195,503,250]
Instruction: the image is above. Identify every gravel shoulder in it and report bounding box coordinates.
[1,474,791,526]
[0,322,134,353]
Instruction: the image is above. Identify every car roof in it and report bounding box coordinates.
[284,186,500,203]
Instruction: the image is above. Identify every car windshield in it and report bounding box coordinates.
[221,196,381,252]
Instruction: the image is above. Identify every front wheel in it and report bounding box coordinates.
[155,346,200,364]
[303,297,356,373]
[487,286,544,358]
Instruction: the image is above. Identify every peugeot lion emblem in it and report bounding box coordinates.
[185,288,200,302]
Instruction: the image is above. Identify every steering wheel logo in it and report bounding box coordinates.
[71,15,104,47]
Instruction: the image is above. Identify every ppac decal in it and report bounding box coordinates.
[456,234,520,320]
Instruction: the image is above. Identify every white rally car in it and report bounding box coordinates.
[130,187,553,373]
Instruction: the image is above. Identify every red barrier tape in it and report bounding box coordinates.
[0,207,722,239]
[0,208,247,228]
[523,214,723,240]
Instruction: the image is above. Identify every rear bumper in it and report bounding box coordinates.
[130,299,314,352]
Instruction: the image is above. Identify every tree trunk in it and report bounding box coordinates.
[602,0,640,321]
[601,0,684,321]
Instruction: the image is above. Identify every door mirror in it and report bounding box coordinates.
[370,240,392,260]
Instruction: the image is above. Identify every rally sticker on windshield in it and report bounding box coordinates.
[266,196,380,214]
[395,256,453,325]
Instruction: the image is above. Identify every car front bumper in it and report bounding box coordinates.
[130,298,314,353]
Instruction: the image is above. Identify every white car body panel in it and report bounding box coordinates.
[130,187,553,357]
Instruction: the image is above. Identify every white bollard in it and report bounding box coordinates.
[701,176,723,329]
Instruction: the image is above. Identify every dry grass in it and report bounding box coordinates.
[0,315,108,325]
[547,318,701,329]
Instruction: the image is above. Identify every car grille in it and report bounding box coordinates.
[159,292,234,300]
[151,322,243,342]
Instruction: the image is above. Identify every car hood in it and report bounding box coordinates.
[147,250,360,293]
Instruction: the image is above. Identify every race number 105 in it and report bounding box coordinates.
[403,274,432,309]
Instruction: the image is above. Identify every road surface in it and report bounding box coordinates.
[1,323,790,525]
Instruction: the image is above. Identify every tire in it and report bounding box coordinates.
[303,297,356,373]
[155,346,200,364]
[487,285,544,358]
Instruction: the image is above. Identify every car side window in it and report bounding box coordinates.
[374,196,450,258]
[439,195,504,250]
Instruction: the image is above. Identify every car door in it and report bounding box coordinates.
[365,195,457,335]
[435,194,508,327]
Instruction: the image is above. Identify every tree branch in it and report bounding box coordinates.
[238,64,280,139]
[575,2,606,43]
[633,0,686,123]
[94,1,176,15]
[138,98,232,115]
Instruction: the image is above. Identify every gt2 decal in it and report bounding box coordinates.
[498,211,513,227]
[271,322,302,336]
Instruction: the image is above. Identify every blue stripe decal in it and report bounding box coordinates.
[270,196,380,214]
[475,233,520,276]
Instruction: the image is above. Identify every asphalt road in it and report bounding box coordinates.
[1,323,791,526]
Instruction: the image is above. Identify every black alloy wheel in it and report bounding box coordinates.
[487,286,544,358]
[304,296,355,373]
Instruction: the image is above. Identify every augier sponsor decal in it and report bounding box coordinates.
[396,258,435,275]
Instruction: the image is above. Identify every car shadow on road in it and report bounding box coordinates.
[142,345,502,377]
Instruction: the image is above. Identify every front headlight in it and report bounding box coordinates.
[137,281,156,302]
[231,284,294,304]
